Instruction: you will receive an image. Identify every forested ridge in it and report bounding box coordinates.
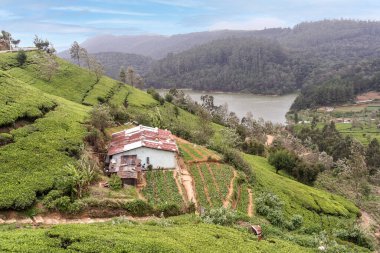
[143,20,380,107]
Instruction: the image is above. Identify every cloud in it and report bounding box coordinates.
[147,0,201,8]
[51,6,153,16]
[0,10,20,20]
[209,17,289,31]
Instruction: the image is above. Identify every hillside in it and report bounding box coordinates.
[0,51,374,252]
[62,52,154,80]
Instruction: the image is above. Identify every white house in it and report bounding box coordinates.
[105,125,178,185]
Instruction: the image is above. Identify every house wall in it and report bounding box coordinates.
[112,147,177,169]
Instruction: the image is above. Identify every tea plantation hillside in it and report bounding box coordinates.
[0,51,373,252]
[0,70,89,209]
[0,216,318,253]
[244,154,360,230]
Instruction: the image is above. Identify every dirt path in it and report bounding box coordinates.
[197,164,213,207]
[232,186,241,209]
[178,158,197,207]
[265,135,274,146]
[247,188,254,217]
[173,169,188,204]
[0,215,159,226]
[360,210,375,232]
[223,170,237,208]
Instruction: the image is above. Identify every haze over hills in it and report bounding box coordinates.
[60,20,380,100]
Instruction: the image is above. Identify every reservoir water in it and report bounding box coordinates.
[158,90,297,124]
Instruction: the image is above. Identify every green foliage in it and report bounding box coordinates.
[142,170,184,207]
[157,203,182,217]
[268,149,297,173]
[0,133,13,145]
[82,76,119,106]
[201,207,237,226]
[88,104,114,131]
[333,226,374,250]
[244,154,360,230]
[16,50,27,66]
[123,199,154,216]
[0,93,88,209]
[108,174,122,191]
[0,218,319,252]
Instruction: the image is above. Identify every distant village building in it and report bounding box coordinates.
[105,125,178,185]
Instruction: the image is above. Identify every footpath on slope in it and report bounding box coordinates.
[0,213,159,226]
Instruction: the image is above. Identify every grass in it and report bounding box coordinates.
[0,215,318,253]
[142,170,184,207]
[108,84,129,106]
[82,76,120,106]
[244,154,360,230]
[335,122,380,145]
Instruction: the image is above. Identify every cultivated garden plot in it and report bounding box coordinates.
[142,170,184,207]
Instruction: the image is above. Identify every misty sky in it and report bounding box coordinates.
[2,0,380,51]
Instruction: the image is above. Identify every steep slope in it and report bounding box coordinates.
[0,69,89,209]
[244,154,359,229]
[0,217,316,253]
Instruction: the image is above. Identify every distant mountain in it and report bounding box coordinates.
[146,20,380,97]
[90,52,153,80]
[60,30,285,59]
[60,52,154,80]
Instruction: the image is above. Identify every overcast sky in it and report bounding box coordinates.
[2,0,380,51]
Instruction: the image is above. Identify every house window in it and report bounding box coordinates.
[146,157,150,164]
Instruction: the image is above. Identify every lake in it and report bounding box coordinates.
[158,90,297,124]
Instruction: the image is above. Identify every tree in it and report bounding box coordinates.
[135,74,144,88]
[33,35,55,54]
[39,54,59,82]
[79,48,90,70]
[346,142,369,200]
[69,41,81,66]
[89,104,114,132]
[366,138,380,175]
[126,66,135,86]
[89,56,104,82]
[0,30,12,50]
[119,66,126,83]
[16,50,27,66]
[268,149,297,174]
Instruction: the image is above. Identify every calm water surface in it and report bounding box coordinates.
[158,90,297,124]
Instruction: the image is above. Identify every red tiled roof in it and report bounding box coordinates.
[107,125,178,156]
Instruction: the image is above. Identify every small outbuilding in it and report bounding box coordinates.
[105,125,178,185]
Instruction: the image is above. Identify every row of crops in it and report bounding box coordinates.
[0,71,89,209]
[178,141,220,162]
[142,170,184,207]
[188,162,249,211]
[0,71,56,126]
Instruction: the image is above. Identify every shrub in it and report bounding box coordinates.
[157,203,181,217]
[16,50,27,66]
[123,200,154,216]
[333,226,374,250]
[109,105,129,123]
[165,93,173,103]
[286,214,303,230]
[267,209,285,227]
[42,190,64,209]
[221,148,254,183]
[201,207,237,226]
[89,104,114,131]
[108,174,122,190]
[0,133,13,145]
